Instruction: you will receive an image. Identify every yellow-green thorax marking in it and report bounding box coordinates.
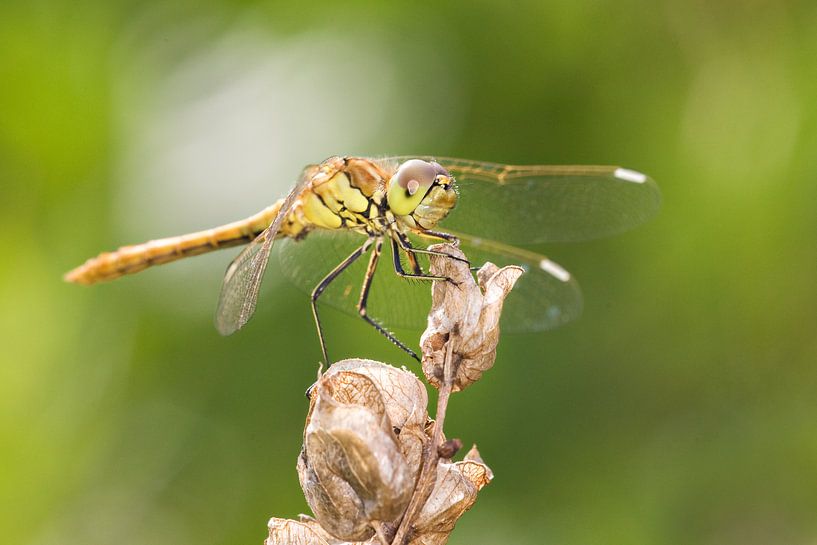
[280,156,458,242]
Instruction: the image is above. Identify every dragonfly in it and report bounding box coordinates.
[65,156,660,363]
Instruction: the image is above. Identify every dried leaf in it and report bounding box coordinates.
[420,244,524,391]
[298,361,419,541]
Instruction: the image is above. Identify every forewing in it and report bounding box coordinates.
[380,157,660,244]
[215,233,273,335]
[214,166,316,335]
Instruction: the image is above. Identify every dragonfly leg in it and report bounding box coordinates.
[357,238,420,362]
[398,232,470,267]
[393,234,470,282]
[411,231,483,271]
[311,238,373,366]
[415,228,461,247]
[405,245,422,275]
[390,237,449,281]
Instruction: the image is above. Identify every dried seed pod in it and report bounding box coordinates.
[457,445,494,491]
[265,517,338,544]
[266,517,376,544]
[420,244,524,391]
[321,359,429,474]
[298,360,420,542]
[409,446,493,545]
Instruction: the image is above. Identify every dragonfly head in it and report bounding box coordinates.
[387,159,458,229]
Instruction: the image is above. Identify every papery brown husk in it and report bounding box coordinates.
[266,516,377,545]
[298,360,427,542]
[320,359,429,476]
[408,446,493,545]
[421,244,524,392]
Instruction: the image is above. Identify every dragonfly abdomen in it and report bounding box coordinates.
[64,201,285,285]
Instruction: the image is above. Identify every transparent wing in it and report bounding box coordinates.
[278,230,429,330]
[450,231,583,332]
[215,231,274,335]
[278,230,582,333]
[214,165,318,335]
[380,157,661,244]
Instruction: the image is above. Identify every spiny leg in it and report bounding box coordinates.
[396,232,469,268]
[411,230,483,271]
[405,244,422,275]
[357,238,420,362]
[311,238,373,366]
[391,238,449,281]
[414,228,461,246]
[392,234,469,284]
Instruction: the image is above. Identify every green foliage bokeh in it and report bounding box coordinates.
[2,1,817,544]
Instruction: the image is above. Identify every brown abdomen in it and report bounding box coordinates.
[64,201,284,285]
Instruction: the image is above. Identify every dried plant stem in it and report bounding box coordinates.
[391,338,456,545]
[372,521,392,545]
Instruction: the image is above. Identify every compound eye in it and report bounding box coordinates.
[430,161,450,179]
[387,159,438,215]
[394,159,436,195]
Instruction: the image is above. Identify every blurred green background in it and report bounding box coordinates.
[3,1,817,544]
